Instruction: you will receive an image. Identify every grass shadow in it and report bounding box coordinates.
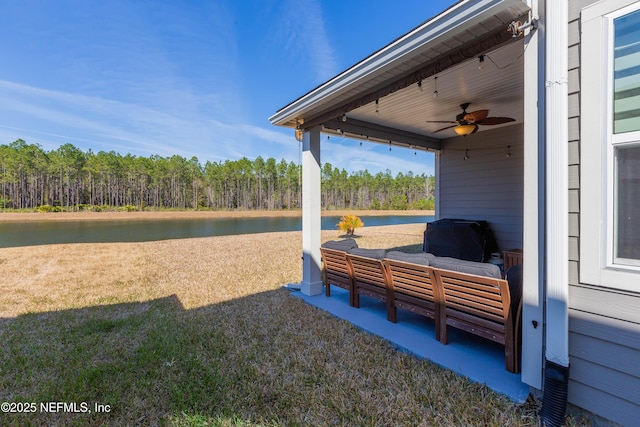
[0,286,591,426]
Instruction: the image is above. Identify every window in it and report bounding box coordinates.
[612,8,640,266]
[613,9,640,134]
[614,145,640,265]
[581,0,640,291]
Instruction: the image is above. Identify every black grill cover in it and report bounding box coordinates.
[423,219,499,262]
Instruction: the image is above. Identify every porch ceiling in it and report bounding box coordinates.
[340,40,525,142]
[270,0,529,151]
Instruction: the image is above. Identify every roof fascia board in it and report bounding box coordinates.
[270,0,529,127]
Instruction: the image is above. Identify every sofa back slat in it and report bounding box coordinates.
[347,254,394,321]
[349,255,388,288]
[441,277,504,299]
[443,286,505,312]
[443,283,504,304]
[436,272,509,319]
[444,297,506,321]
[385,260,437,300]
[320,247,354,305]
[320,248,351,276]
[384,259,440,337]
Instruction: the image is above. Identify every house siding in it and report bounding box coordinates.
[438,124,524,253]
[569,1,640,426]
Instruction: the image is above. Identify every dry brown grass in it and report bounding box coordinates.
[0,223,425,317]
[0,221,590,426]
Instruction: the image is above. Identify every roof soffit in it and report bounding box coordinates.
[269,0,531,128]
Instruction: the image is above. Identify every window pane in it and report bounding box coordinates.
[615,145,640,262]
[614,9,640,134]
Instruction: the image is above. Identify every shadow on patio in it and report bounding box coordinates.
[291,286,529,403]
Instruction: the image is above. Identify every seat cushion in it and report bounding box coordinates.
[347,248,386,260]
[385,251,435,266]
[322,238,358,251]
[431,257,502,279]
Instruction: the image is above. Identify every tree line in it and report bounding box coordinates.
[0,139,435,211]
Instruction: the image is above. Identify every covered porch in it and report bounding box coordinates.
[270,0,546,396]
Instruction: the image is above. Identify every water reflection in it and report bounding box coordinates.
[0,215,433,248]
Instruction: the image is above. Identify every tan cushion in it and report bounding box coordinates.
[347,248,386,260]
[385,251,435,266]
[431,257,502,279]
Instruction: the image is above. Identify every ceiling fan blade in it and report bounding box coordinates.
[476,117,516,126]
[464,109,489,123]
[432,124,457,133]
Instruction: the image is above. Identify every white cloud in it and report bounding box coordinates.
[0,82,185,155]
[0,80,431,175]
[270,0,339,83]
[0,80,300,163]
[298,0,339,82]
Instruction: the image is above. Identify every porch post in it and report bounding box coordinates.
[301,127,323,296]
[541,0,570,424]
[521,0,544,389]
[544,0,569,368]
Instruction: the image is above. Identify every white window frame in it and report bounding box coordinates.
[581,0,640,292]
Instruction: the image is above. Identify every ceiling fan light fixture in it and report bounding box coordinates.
[454,123,478,136]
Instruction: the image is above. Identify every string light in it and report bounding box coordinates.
[433,76,438,99]
[375,99,379,114]
[506,145,512,158]
[417,80,423,92]
[464,149,470,160]
[478,54,486,70]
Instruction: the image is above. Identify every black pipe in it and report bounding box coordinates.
[541,359,570,427]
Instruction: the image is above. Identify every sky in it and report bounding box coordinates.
[0,0,454,176]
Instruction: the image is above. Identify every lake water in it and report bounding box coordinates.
[0,215,434,248]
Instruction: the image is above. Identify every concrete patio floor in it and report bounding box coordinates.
[289,285,530,404]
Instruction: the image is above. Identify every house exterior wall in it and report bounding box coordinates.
[438,124,524,253]
[568,1,640,425]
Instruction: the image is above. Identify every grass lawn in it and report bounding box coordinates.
[0,222,589,426]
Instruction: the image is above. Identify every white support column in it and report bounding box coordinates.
[522,0,544,389]
[301,127,323,296]
[544,0,569,369]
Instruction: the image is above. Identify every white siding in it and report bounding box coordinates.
[438,124,524,253]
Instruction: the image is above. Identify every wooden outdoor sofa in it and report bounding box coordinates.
[319,242,522,373]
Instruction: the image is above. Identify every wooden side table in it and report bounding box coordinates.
[503,249,523,273]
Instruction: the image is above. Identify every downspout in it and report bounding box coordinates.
[541,1,570,426]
